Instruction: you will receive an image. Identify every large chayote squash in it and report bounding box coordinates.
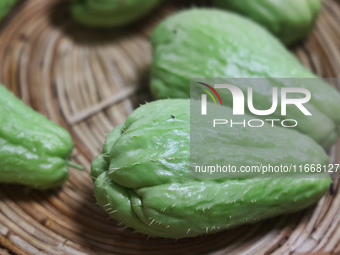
[91,99,331,239]
[213,0,322,45]
[0,0,18,21]
[69,0,162,27]
[150,9,340,149]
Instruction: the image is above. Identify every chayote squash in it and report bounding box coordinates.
[150,9,340,149]
[69,0,162,28]
[0,0,18,21]
[213,0,322,45]
[0,85,81,189]
[91,99,331,239]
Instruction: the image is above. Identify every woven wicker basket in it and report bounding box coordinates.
[0,0,340,254]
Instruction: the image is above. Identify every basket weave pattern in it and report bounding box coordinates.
[0,0,340,254]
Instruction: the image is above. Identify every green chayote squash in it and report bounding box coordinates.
[150,9,340,149]
[69,0,162,27]
[91,99,331,239]
[213,0,322,45]
[0,0,18,21]
[0,85,82,189]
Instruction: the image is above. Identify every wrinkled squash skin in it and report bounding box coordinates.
[150,9,340,148]
[91,99,331,239]
[0,85,74,189]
